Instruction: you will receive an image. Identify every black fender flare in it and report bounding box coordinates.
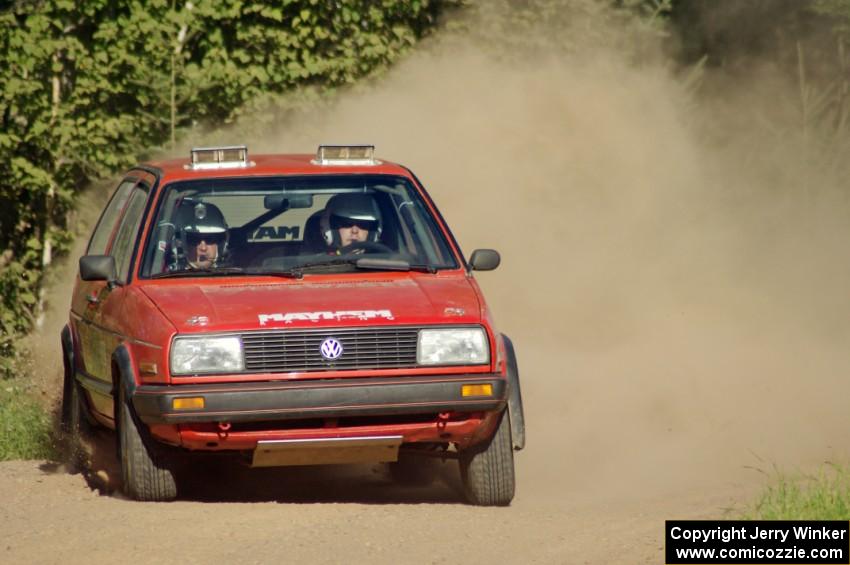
[111,344,180,463]
[61,324,100,427]
[111,345,138,458]
[112,345,138,406]
[502,334,526,451]
[61,324,73,359]
[60,325,74,377]
[60,325,75,428]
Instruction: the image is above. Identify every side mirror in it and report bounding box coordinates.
[469,249,501,271]
[79,255,117,282]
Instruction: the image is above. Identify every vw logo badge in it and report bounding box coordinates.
[320,338,343,360]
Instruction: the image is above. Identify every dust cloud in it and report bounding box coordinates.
[34,0,850,509]
[238,2,850,507]
[28,181,114,399]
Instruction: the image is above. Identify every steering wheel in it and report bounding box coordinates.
[338,241,392,255]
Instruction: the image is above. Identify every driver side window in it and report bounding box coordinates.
[110,187,150,283]
[87,180,136,255]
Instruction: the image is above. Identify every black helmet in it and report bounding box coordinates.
[174,200,228,266]
[320,193,382,247]
[176,200,227,235]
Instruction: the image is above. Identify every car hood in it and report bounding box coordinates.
[140,274,481,334]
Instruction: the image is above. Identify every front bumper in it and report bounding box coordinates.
[131,373,506,425]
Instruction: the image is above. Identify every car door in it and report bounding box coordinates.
[72,174,152,422]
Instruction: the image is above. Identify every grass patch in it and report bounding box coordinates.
[0,384,56,461]
[744,464,850,520]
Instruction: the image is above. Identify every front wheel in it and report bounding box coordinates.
[459,411,515,506]
[118,385,177,501]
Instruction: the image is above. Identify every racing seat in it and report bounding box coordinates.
[301,210,326,254]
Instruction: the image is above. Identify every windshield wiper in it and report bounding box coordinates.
[357,258,436,273]
[287,256,430,275]
[242,269,303,279]
[152,267,306,280]
[356,257,413,271]
[289,257,357,272]
[247,257,440,278]
[150,267,249,279]
[285,257,380,278]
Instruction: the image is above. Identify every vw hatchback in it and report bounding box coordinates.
[61,145,524,504]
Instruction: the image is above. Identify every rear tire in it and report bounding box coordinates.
[118,385,177,501]
[60,352,87,473]
[459,411,515,506]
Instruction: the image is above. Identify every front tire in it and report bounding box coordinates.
[118,385,177,501]
[459,410,515,506]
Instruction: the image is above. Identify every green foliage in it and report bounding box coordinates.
[185,0,443,120]
[743,464,850,520]
[443,0,672,64]
[0,0,452,371]
[0,385,55,461]
[661,1,850,186]
[810,1,850,37]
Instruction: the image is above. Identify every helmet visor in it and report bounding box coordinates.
[330,214,378,232]
[185,232,225,246]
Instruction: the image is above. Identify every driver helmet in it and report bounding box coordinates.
[174,200,228,267]
[320,193,382,247]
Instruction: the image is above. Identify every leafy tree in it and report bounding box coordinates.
[0,0,452,375]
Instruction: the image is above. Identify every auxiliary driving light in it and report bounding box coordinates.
[314,144,377,165]
[461,384,493,397]
[173,397,205,410]
[188,145,249,170]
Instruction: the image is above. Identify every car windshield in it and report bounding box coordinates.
[139,175,459,278]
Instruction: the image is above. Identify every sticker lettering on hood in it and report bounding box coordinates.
[259,309,395,326]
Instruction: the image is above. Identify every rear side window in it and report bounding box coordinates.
[87,180,136,255]
[111,187,150,282]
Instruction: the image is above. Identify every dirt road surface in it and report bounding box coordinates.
[3,322,839,564]
[5,308,846,563]
[5,4,850,564]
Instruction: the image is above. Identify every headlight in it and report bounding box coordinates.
[170,336,244,375]
[417,327,489,366]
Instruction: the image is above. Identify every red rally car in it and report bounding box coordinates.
[61,145,525,504]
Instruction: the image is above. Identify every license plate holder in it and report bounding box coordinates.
[251,435,403,467]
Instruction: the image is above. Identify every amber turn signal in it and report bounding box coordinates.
[461,384,493,397]
[173,397,205,410]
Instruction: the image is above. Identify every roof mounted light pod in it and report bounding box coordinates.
[314,144,379,166]
[188,145,252,170]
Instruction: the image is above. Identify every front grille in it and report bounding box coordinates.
[240,326,421,373]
